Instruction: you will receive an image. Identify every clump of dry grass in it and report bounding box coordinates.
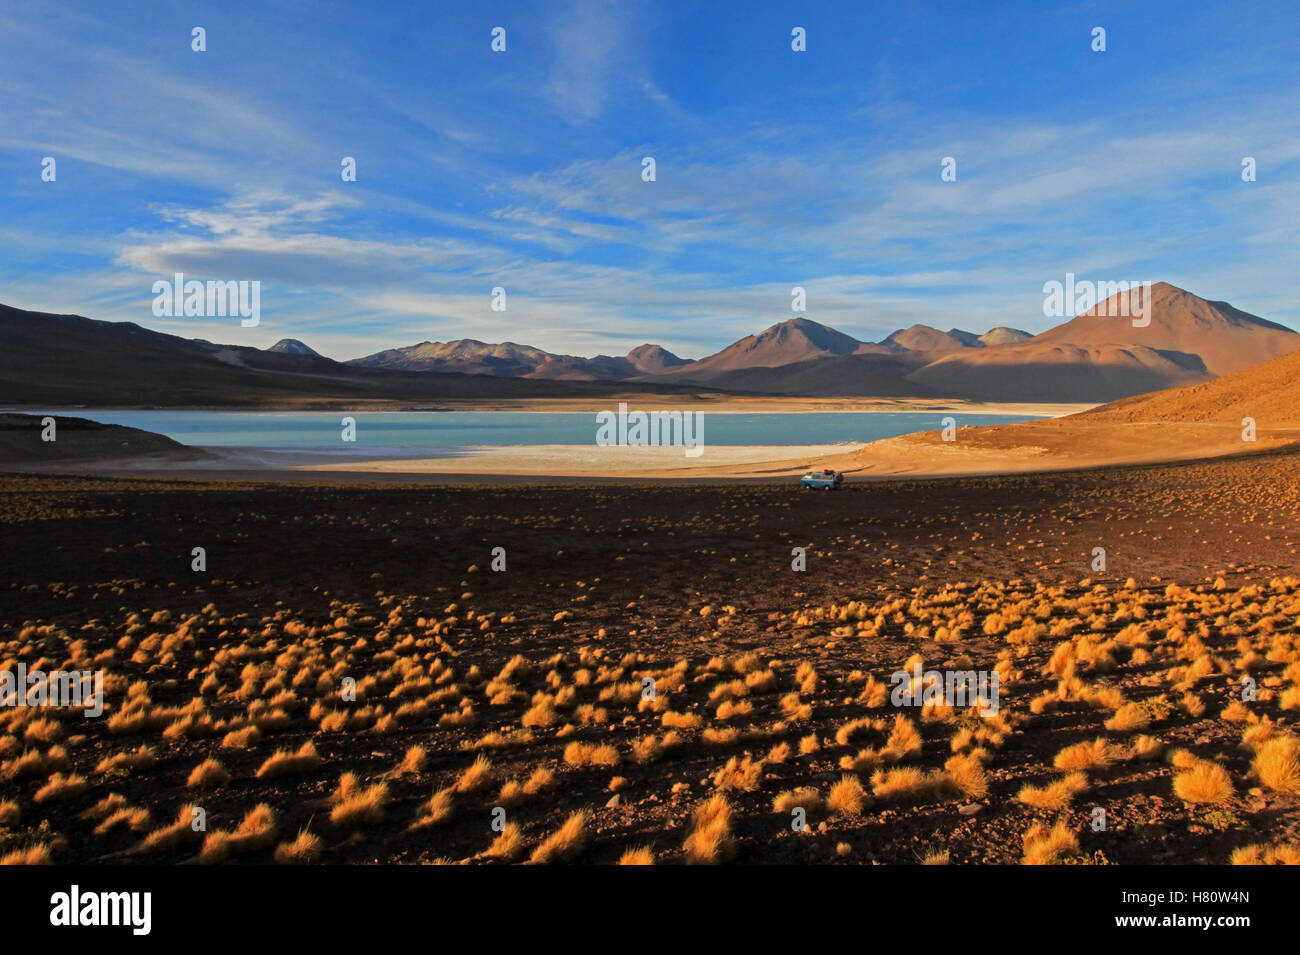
[1231,841,1300,865]
[220,725,262,749]
[186,758,231,788]
[684,795,734,864]
[711,755,763,792]
[870,767,951,802]
[95,744,157,776]
[563,741,619,767]
[1104,702,1150,733]
[135,804,205,854]
[766,740,792,764]
[631,731,681,763]
[1172,759,1234,805]
[772,786,823,816]
[22,717,63,744]
[33,772,88,803]
[397,744,427,775]
[1252,735,1300,794]
[329,772,389,827]
[827,775,867,817]
[1018,772,1090,810]
[412,788,455,828]
[661,710,702,730]
[882,715,922,760]
[0,745,70,782]
[521,766,554,795]
[715,699,753,721]
[454,755,494,792]
[619,846,655,865]
[0,845,51,865]
[528,811,589,864]
[1022,820,1081,865]
[1053,737,1113,771]
[1128,735,1164,761]
[944,751,989,799]
[255,741,321,779]
[198,804,278,864]
[521,697,558,728]
[82,794,151,836]
[482,822,528,862]
[273,829,323,864]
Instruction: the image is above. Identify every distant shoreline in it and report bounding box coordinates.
[1,397,1095,417]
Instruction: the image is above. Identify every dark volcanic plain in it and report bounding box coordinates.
[2,450,1299,864]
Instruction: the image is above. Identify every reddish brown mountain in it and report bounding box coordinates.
[1033,282,1296,375]
[905,283,1298,401]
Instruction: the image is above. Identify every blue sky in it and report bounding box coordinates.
[2,0,1297,361]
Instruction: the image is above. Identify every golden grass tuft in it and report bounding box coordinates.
[1104,702,1150,733]
[618,846,655,865]
[255,741,322,779]
[220,725,262,749]
[33,772,89,803]
[1231,841,1300,865]
[772,786,824,816]
[528,810,590,864]
[1053,737,1113,771]
[1021,820,1081,865]
[1128,735,1165,761]
[0,845,51,865]
[186,758,231,788]
[1172,759,1235,805]
[94,744,156,776]
[661,710,702,729]
[870,766,951,802]
[711,755,764,792]
[826,774,867,817]
[683,795,734,864]
[521,766,554,795]
[135,803,205,854]
[1017,771,1090,810]
[563,741,619,767]
[273,829,323,864]
[412,787,455,828]
[329,772,389,827]
[882,714,922,760]
[482,822,528,862]
[454,754,494,792]
[397,744,427,774]
[1251,735,1300,794]
[944,751,989,799]
[199,803,278,863]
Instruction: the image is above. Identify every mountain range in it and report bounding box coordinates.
[0,282,1295,406]
[347,340,688,380]
[346,283,1298,401]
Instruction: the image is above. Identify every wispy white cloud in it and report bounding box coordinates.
[1,0,1297,361]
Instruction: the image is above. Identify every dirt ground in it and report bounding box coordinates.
[1,448,1298,864]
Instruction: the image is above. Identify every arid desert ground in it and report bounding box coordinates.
[2,443,1299,864]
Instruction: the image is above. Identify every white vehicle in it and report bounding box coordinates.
[800,468,843,489]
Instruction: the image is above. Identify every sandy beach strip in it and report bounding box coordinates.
[285,443,860,478]
[346,397,1095,417]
